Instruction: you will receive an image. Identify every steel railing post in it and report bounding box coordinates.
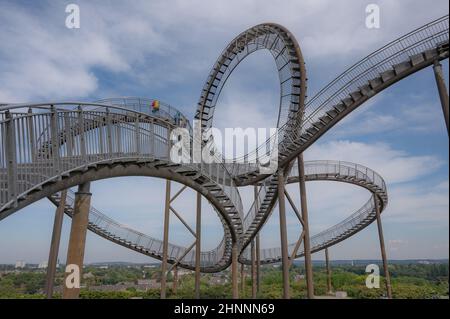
[5,111,17,205]
[27,108,36,163]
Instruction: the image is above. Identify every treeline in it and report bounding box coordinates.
[0,263,448,299]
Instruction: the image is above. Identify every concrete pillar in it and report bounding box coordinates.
[298,154,314,299]
[45,191,67,299]
[277,169,290,299]
[433,60,449,135]
[195,192,201,299]
[62,183,91,299]
[325,248,332,294]
[160,180,171,299]
[251,240,257,299]
[232,242,239,299]
[375,196,393,299]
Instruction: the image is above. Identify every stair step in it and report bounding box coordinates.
[369,77,383,89]
[424,48,438,60]
[359,84,375,97]
[393,61,411,75]
[335,103,347,113]
[410,53,425,66]
[341,98,353,107]
[318,115,332,125]
[326,110,338,118]
[349,91,363,101]
[380,69,395,82]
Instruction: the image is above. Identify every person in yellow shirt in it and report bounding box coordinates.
[151,100,160,113]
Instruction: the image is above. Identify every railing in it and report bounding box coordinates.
[233,15,447,251]
[61,190,228,268]
[241,160,387,245]
[96,97,192,132]
[225,15,450,177]
[0,102,243,270]
[245,195,378,263]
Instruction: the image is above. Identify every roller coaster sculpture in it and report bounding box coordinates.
[0,15,448,299]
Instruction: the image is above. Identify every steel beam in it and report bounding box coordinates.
[298,154,314,299]
[62,183,91,299]
[173,266,178,295]
[160,180,171,299]
[289,230,305,267]
[232,241,239,299]
[195,192,201,299]
[375,196,393,299]
[433,60,449,135]
[251,240,257,299]
[45,190,67,299]
[325,248,332,294]
[240,263,245,296]
[254,186,261,294]
[277,169,290,299]
[256,234,261,293]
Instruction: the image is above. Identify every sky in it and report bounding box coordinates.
[0,0,448,264]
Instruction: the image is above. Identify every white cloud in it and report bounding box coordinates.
[385,181,449,223]
[305,140,443,184]
[1,0,448,103]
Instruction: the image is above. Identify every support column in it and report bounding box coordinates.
[240,263,245,296]
[433,60,449,135]
[172,266,178,295]
[195,192,201,299]
[374,196,393,299]
[231,241,239,299]
[325,248,332,295]
[256,234,261,294]
[160,180,171,299]
[298,154,314,299]
[251,240,257,299]
[254,186,261,294]
[45,190,67,299]
[277,169,290,299]
[62,183,91,299]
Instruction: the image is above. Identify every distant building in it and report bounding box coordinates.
[335,291,348,299]
[177,269,192,276]
[83,272,95,279]
[38,261,48,269]
[209,276,227,285]
[15,261,26,269]
[137,279,159,290]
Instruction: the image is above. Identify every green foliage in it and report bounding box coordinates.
[0,262,448,299]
